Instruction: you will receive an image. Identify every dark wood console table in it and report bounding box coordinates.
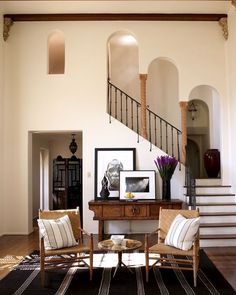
[88,199,183,240]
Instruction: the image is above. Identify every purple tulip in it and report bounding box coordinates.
[154,155,178,180]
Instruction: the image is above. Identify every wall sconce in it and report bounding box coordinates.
[69,134,78,155]
[188,102,198,121]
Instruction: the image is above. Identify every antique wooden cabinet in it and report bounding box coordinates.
[89,199,183,240]
[53,157,83,220]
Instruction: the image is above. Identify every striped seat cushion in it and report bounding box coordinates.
[164,214,200,251]
[38,215,77,250]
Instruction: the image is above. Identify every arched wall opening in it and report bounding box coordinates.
[48,30,65,74]
[146,57,180,130]
[187,85,221,178]
[107,31,139,100]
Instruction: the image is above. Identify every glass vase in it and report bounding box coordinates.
[162,179,171,201]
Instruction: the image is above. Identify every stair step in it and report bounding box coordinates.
[200,211,236,216]
[196,178,222,186]
[190,195,236,204]
[194,194,235,196]
[200,239,236,247]
[194,185,231,188]
[200,234,236,239]
[185,186,232,194]
[196,202,236,206]
[200,223,236,227]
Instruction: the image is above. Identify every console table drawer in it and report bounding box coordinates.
[125,205,147,217]
[149,204,161,217]
[103,205,123,218]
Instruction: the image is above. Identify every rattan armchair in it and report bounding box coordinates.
[145,208,200,287]
[38,207,93,286]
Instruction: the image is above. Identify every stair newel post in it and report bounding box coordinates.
[179,101,188,165]
[139,74,148,139]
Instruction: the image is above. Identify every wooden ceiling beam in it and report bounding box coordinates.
[3,13,228,41]
[4,13,227,22]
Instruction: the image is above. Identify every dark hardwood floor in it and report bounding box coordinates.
[0,230,235,291]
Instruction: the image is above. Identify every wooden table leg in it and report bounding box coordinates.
[118,251,122,267]
[98,220,104,241]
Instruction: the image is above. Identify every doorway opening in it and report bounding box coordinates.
[31,131,83,229]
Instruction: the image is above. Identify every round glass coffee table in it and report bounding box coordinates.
[98,238,142,277]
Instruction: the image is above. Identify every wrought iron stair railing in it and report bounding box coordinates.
[185,166,196,209]
[107,79,182,163]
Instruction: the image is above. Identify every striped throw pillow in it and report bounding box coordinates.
[38,215,77,250]
[165,214,200,251]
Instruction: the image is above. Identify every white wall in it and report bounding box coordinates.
[0,12,4,236]
[2,18,228,235]
[227,8,236,190]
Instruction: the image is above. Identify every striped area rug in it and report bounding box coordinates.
[0,250,235,295]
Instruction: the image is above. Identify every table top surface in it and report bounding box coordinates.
[98,239,142,252]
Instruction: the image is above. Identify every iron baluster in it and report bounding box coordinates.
[120,91,123,123]
[148,110,152,151]
[177,131,181,171]
[109,83,112,123]
[165,122,168,154]
[171,126,174,156]
[115,88,117,119]
[131,100,134,130]
[160,119,163,150]
[154,115,157,146]
[125,95,128,126]
[137,104,139,143]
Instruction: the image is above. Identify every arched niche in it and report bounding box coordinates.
[146,57,180,129]
[187,85,221,178]
[107,31,139,99]
[48,30,65,74]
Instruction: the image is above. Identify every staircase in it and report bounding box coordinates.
[108,80,236,247]
[186,178,236,247]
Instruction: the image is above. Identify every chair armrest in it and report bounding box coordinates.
[78,228,94,251]
[145,228,160,248]
[79,227,92,237]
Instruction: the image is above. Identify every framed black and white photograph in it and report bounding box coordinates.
[94,148,136,200]
[119,170,156,200]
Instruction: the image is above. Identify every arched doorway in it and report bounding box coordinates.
[147,57,180,129]
[187,85,221,178]
[107,31,139,99]
[187,138,200,179]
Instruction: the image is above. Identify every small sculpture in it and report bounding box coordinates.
[100,174,110,199]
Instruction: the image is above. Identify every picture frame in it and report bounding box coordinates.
[94,148,136,200]
[119,170,156,200]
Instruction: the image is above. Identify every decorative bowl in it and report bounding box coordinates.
[112,237,123,245]
[111,235,124,245]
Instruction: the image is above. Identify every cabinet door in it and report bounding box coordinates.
[53,159,67,209]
